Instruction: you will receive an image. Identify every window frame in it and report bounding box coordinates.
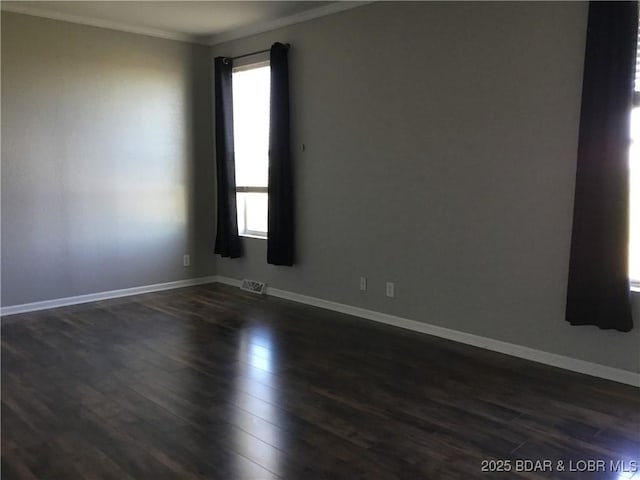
[236,187,268,239]
[630,18,640,290]
[232,57,271,240]
[631,97,640,289]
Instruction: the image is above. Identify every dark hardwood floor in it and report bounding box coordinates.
[1,284,638,479]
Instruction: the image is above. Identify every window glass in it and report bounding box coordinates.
[232,62,270,238]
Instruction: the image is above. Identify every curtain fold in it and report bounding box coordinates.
[566,1,637,332]
[214,57,242,258]
[267,42,294,266]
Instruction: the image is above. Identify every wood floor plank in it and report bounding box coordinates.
[2,283,639,479]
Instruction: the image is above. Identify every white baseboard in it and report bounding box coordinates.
[0,276,217,316]
[3,274,637,387]
[215,276,640,387]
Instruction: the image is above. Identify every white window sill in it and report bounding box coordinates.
[240,233,267,240]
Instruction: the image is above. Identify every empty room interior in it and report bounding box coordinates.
[1,1,640,478]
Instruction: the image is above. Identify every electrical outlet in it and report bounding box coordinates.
[183,254,191,267]
[359,276,367,291]
[386,282,395,298]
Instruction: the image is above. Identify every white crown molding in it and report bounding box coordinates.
[0,4,207,45]
[214,275,640,387]
[207,1,375,46]
[0,276,217,317]
[1,2,374,47]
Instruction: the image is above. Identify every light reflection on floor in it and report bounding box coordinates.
[233,325,282,477]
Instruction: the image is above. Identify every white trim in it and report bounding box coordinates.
[1,2,374,47]
[233,57,270,72]
[0,276,217,317]
[0,4,206,44]
[215,275,640,387]
[4,273,637,387]
[207,1,375,46]
[240,233,268,240]
[217,277,243,288]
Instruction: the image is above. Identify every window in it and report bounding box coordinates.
[631,28,640,288]
[232,61,270,238]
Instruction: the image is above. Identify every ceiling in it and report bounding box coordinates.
[1,1,365,45]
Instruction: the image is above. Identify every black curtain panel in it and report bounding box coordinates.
[267,42,294,266]
[214,57,242,258]
[566,1,638,332]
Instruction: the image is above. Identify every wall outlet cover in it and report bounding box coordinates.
[386,282,395,298]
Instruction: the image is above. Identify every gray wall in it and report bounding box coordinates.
[2,4,638,375]
[213,1,640,373]
[1,12,216,306]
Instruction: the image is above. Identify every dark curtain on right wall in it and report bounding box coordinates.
[566,1,638,332]
[267,42,294,266]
